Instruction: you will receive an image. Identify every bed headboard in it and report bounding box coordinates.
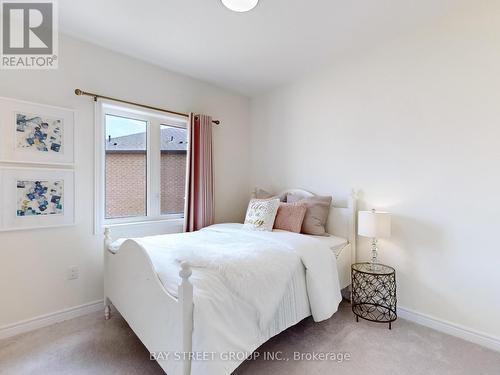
[253,188,358,263]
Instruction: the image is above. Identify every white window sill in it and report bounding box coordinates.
[100,218,184,239]
[104,217,183,229]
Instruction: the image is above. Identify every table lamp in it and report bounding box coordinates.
[358,209,391,269]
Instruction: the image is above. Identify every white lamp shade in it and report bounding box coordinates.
[358,210,391,238]
[221,0,259,12]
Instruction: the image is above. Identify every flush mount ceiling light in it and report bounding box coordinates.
[221,0,259,12]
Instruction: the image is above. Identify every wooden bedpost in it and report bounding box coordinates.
[179,261,194,375]
[104,227,112,320]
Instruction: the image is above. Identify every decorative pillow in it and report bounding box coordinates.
[286,194,332,236]
[254,188,286,202]
[273,202,307,233]
[243,198,280,231]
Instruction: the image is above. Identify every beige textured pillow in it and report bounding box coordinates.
[286,194,332,236]
[273,202,307,233]
[254,188,286,202]
[243,198,280,231]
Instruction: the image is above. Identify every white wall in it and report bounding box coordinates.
[0,35,250,327]
[251,1,500,339]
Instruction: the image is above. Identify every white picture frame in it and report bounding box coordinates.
[0,97,75,165]
[0,167,75,231]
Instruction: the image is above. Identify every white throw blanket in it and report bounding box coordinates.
[111,223,342,374]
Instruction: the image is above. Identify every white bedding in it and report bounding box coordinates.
[305,233,348,256]
[110,223,342,375]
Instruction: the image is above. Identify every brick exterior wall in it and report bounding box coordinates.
[160,153,187,215]
[105,152,186,218]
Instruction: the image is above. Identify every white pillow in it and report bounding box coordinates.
[243,198,280,231]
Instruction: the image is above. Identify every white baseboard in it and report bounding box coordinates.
[398,306,500,353]
[0,300,104,340]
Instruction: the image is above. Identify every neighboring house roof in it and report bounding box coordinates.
[106,127,187,152]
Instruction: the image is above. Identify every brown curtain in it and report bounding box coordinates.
[183,114,215,232]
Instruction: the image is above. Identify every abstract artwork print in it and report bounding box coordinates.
[16,180,64,216]
[16,113,64,153]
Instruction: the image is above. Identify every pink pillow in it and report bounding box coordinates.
[273,202,307,233]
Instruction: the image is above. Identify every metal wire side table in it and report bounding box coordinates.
[351,263,397,329]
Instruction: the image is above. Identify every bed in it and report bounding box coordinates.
[103,189,357,375]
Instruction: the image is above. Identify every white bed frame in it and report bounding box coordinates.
[103,188,357,375]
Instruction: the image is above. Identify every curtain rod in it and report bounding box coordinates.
[74,89,220,125]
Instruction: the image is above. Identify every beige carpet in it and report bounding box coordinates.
[1,301,499,375]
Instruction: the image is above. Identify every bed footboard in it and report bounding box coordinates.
[103,228,193,375]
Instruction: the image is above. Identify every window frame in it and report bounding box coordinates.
[95,100,188,230]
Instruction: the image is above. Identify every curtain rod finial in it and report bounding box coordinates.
[74,89,82,96]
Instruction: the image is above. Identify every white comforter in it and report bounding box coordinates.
[112,223,342,375]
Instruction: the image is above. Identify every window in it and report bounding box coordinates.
[105,115,147,219]
[97,102,188,226]
[160,124,188,215]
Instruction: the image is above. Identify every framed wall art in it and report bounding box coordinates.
[0,97,75,165]
[0,167,75,231]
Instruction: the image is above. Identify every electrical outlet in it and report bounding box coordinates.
[67,266,79,280]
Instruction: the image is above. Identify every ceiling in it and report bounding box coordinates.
[60,0,467,96]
